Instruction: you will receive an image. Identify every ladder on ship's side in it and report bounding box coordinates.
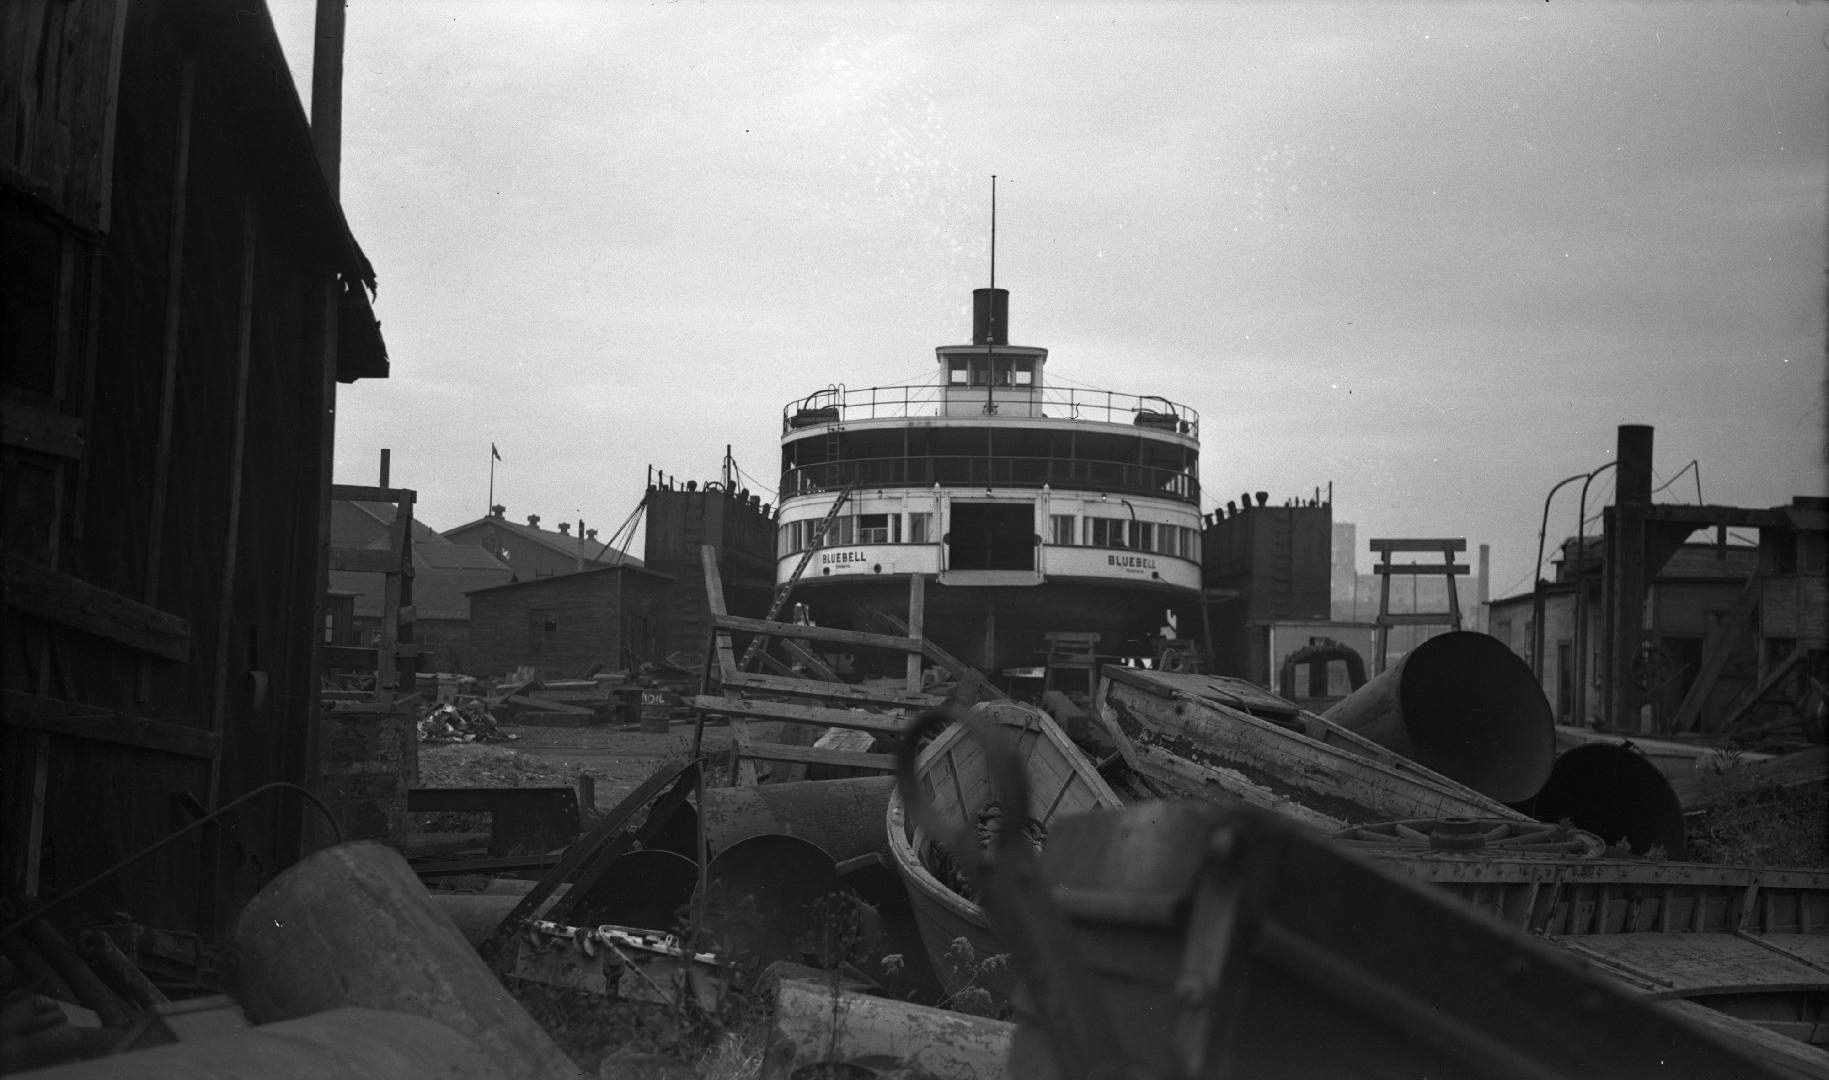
[738,481,855,673]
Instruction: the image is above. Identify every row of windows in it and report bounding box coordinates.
[777,511,1199,560]
[1052,515,1201,560]
[780,513,936,554]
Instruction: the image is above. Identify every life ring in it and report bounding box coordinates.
[1159,648,1189,674]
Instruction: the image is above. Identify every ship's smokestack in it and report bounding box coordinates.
[972,288,1008,346]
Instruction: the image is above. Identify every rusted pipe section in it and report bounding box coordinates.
[699,776,894,861]
[229,841,580,1080]
[11,1007,512,1079]
[1510,744,1686,857]
[1323,631,1555,803]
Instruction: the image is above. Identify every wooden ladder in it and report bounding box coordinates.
[696,545,937,785]
[1369,538,1469,675]
[738,481,854,673]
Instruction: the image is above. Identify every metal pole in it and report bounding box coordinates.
[1532,472,1589,681]
[1573,461,1617,728]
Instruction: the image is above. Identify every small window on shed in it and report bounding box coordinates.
[529,609,558,655]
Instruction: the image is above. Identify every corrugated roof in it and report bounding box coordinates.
[331,541,514,620]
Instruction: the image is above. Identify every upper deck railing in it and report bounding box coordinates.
[782,383,1200,440]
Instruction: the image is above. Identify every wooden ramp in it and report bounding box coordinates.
[692,546,942,784]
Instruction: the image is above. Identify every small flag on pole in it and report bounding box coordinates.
[491,443,502,462]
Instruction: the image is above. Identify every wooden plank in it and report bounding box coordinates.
[1097,677,1520,827]
[698,547,753,784]
[206,203,257,819]
[688,695,913,735]
[712,614,921,654]
[328,546,402,573]
[740,741,895,772]
[905,574,925,693]
[1671,572,1762,733]
[1,692,217,758]
[1368,538,1467,553]
[779,639,842,682]
[328,484,417,505]
[0,397,84,459]
[720,672,943,710]
[1371,564,1470,576]
[1374,613,1461,627]
[501,694,592,715]
[2,562,190,662]
[141,59,195,615]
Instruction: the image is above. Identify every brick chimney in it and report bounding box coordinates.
[557,522,570,536]
[526,514,541,528]
[585,528,598,541]
[490,504,505,518]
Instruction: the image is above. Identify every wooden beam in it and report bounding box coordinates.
[141,59,195,615]
[327,484,417,505]
[905,574,925,693]
[0,397,84,459]
[328,546,402,573]
[719,672,943,710]
[779,638,842,682]
[712,614,921,653]
[866,609,1009,699]
[1371,564,1471,576]
[2,692,217,758]
[207,203,257,817]
[1368,539,1467,553]
[1669,572,1762,734]
[738,741,895,772]
[688,695,914,735]
[3,562,190,662]
[699,546,753,784]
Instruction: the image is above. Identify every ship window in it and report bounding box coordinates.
[1014,359,1034,386]
[1088,517,1127,548]
[1050,514,1077,546]
[827,515,855,547]
[858,513,897,544]
[907,512,933,543]
[948,357,969,386]
[1133,522,1155,553]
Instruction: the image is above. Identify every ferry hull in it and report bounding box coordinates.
[783,573,1201,673]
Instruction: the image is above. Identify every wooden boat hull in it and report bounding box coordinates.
[886,702,1121,1009]
[1096,666,1526,830]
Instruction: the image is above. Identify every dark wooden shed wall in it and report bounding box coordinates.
[2,0,380,933]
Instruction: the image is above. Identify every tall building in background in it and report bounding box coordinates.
[1332,521,1359,622]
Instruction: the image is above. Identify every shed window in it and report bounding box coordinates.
[529,608,558,655]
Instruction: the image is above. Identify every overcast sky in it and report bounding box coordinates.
[271,1,1826,600]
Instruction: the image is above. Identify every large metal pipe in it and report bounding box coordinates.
[229,842,580,1080]
[426,887,566,947]
[699,776,893,862]
[1322,631,1555,803]
[1509,744,1686,857]
[12,1007,512,1080]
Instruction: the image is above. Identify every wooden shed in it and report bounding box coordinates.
[467,565,674,680]
[2,0,387,934]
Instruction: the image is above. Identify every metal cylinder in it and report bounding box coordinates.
[1323,631,1554,803]
[13,1007,512,1080]
[229,841,580,1080]
[1510,744,1686,857]
[700,776,894,861]
[425,888,565,947]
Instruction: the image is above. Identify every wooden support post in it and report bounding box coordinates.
[905,574,925,694]
[208,203,258,810]
[700,546,755,785]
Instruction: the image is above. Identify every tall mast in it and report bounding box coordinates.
[989,174,997,290]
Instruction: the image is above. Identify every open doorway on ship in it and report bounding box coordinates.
[946,502,1035,571]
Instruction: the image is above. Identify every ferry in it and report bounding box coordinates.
[772,285,1204,675]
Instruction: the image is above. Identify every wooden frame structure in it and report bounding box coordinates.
[692,546,941,784]
[321,481,417,707]
[1369,538,1469,675]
